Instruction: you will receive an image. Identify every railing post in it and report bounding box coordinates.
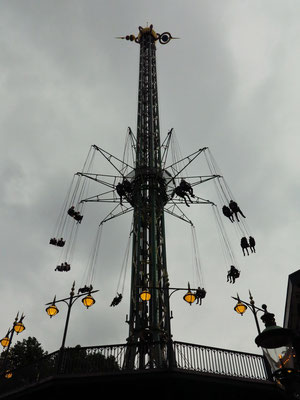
[56,347,67,375]
[167,339,176,369]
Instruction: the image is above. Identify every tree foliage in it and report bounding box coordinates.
[1,336,47,370]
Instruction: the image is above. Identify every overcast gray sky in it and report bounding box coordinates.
[1,0,300,357]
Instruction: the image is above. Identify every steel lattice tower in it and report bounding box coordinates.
[124,26,173,369]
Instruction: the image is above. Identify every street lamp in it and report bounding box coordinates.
[139,282,199,305]
[232,292,300,397]
[45,282,98,374]
[1,313,26,375]
[232,291,264,334]
[233,293,297,374]
[255,306,298,385]
[45,281,98,350]
[138,282,201,368]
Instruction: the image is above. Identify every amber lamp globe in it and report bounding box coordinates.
[82,295,95,309]
[4,371,12,379]
[234,301,247,316]
[14,322,25,334]
[46,304,59,318]
[183,290,196,305]
[140,289,151,302]
[1,336,10,348]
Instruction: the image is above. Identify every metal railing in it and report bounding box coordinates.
[173,341,269,380]
[0,341,271,397]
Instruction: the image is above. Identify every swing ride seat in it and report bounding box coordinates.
[57,239,65,247]
[50,238,65,247]
[55,263,71,272]
[78,285,93,294]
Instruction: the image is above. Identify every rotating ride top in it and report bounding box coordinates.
[49,25,256,369]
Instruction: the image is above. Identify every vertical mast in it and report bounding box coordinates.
[125,25,173,368]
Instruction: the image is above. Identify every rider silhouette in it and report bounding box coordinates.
[229,200,246,222]
[171,180,194,207]
[227,266,240,283]
[222,205,234,222]
[240,236,250,256]
[249,236,256,253]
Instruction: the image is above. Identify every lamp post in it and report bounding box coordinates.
[232,291,275,381]
[139,282,205,339]
[45,281,98,374]
[255,307,300,397]
[139,282,205,368]
[0,313,25,376]
[45,281,98,350]
[232,291,265,334]
[232,291,300,397]
[139,282,205,307]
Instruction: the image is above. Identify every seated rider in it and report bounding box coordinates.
[240,236,250,256]
[229,200,246,222]
[116,182,126,205]
[171,185,193,207]
[123,179,133,194]
[50,238,57,245]
[68,206,83,223]
[227,265,240,283]
[74,212,83,223]
[110,293,123,307]
[179,179,195,198]
[78,284,93,294]
[57,238,65,247]
[50,237,65,247]
[68,206,75,217]
[63,262,70,271]
[55,262,70,272]
[249,236,256,253]
[195,287,206,305]
[222,205,234,222]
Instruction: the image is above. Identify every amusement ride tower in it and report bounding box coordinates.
[123,25,174,369]
[52,24,239,370]
[116,25,212,369]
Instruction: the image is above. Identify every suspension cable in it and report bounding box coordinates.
[80,222,104,288]
[190,224,205,288]
[116,222,133,295]
[211,204,238,269]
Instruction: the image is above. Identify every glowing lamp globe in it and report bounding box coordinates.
[46,304,59,318]
[234,301,247,316]
[14,322,25,334]
[1,337,10,348]
[4,371,12,379]
[140,289,151,302]
[82,295,95,309]
[183,290,196,305]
